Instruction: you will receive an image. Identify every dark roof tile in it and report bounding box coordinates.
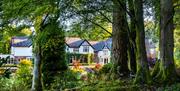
[68,40,85,48]
[12,40,32,47]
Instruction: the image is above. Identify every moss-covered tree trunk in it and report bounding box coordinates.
[128,0,137,75]
[112,0,130,77]
[154,0,177,83]
[133,0,151,84]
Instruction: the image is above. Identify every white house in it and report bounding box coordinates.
[9,37,113,65]
[11,37,33,61]
[65,37,112,64]
[9,36,156,65]
[66,37,94,54]
[90,39,112,65]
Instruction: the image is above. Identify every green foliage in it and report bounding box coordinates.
[0,56,9,67]
[175,54,180,62]
[87,53,94,64]
[39,18,68,88]
[63,0,112,41]
[67,23,111,41]
[175,59,180,68]
[0,59,31,91]
[0,25,31,54]
[48,70,80,90]
[156,83,180,91]
[81,80,140,91]
[174,28,180,61]
[16,59,32,87]
[99,63,113,74]
[0,77,30,91]
[0,56,12,78]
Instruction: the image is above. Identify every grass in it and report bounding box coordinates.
[78,80,180,91]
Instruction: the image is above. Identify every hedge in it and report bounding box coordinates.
[66,53,94,64]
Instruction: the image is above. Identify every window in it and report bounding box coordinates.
[103,50,108,55]
[83,46,89,52]
[66,47,69,52]
[104,58,108,64]
[73,48,79,53]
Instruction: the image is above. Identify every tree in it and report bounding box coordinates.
[2,0,68,90]
[40,17,67,88]
[153,0,177,83]
[133,0,151,84]
[112,0,130,77]
[174,0,180,63]
[62,0,113,41]
[127,0,137,74]
[0,26,31,54]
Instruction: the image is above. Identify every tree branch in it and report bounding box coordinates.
[39,14,49,31]
[174,4,180,8]
[71,5,113,36]
[90,7,112,23]
[84,16,112,36]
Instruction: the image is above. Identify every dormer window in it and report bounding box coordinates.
[83,46,89,52]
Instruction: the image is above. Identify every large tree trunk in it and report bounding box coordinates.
[128,0,137,75]
[31,52,43,91]
[133,0,151,84]
[112,0,129,77]
[154,0,177,83]
[31,16,45,91]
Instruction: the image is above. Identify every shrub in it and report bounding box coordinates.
[0,77,29,91]
[66,53,94,64]
[15,59,32,87]
[38,19,68,88]
[49,69,81,90]
[0,56,12,78]
[99,63,113,74]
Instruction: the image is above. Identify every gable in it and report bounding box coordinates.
[81,41,90,46]
[103,46,109,50]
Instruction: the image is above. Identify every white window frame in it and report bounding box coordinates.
[103,50,108,55]
[73,48,79,53]
[83,46,89,52]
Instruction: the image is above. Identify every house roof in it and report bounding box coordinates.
[65,37,81,44]
[66,37,85,48]
[90,38,112,51]
[12,36,29,39]
[89,41,99,45]
[11,37,155,52]
[92,41,106,51]
[68,40,85,48]
[11,36,32,47]
[106,38,112,50]
[12,39,32,47]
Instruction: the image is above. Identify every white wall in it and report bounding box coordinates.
[11,46,33,57]
[97,47,111,64]
[65,45,74,53]
[79,41,94,54]
[66,41,94,54]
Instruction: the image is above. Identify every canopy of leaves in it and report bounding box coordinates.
[61,0,113,40]
[0,25,31,53]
